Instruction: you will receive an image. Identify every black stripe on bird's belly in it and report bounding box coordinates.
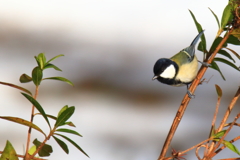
[156,76,191,86]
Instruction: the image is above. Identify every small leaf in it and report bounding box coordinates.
[36,53,46,69]
[19,74,32,83]
[65,121,76,127]
[0,116,46,137]
[218,49,235,63]
[225,47,240,59]
[32,66,43,86]
[213,130,226,138]
[210,61,226,80]
[231,28,240,39]
[21,93,51,128]
[43,77,73,86]
[28,145,37,155]
[220,4,234,30]
[226,35,240,45]
[189,10,207,52]
[214,57,240,71]
[223,140,240,155]
[55,106,75,127]
[0,141,19,160]
[55,133,89,157]
[56,128,82,137]
[57,105,69,118]
[43,63,62,71]
[209,7,220,29]
[33,139,53,157]
[53,136,69,154]
[0,81,32,95]
[46,54,64,64]
[215,84,223,98]
[35,113,76,127]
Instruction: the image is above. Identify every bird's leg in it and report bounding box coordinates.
[187,84,195,99]
[198,60,211,67]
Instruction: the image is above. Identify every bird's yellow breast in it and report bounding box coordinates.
[175,55,198,84]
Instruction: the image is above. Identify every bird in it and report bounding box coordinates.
[152,30,207,98]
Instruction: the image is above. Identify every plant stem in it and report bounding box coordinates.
[29,129,55,159]
[25,86,39,160]
[217,87,240,132]
[157,28,233,160]
[206,89,222,155]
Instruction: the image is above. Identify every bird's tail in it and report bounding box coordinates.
[183,30,205,59]
[190,30,205,47]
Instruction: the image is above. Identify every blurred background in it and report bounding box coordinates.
[0,0,239,160]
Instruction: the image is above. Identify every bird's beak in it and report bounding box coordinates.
[152,76,158,80]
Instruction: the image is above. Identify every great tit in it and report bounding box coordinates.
[152,31,205,98]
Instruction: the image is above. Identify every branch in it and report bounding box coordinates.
[158,28,234,160]
[217,87,240,132]
[25,86,39,160]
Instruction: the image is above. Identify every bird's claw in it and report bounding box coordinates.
[187,90,195,99]
[198,60,211,67]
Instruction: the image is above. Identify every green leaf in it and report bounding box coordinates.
[223,140,240,155]
[226,35,240,45]
[32,66,43,86]
[0,116,46,137]
[37,53,46,69]
[43,77,73,86]
[189,10,207,52]
[57,105,69,118]
[218,49,235,63]
[46,54,64,64]
[0,141,19,160]
[43,63,62,71]
[225,47,240,59]
[56,128,82,137]
[19,74,32,83]
[214,57,240,71]
[215,84,223,98]
[55,133,89,157]
[53,136,69,154]
[35,113,76,127]
[65,121,76,127]
[21,93,51,128]
[221,4,234,30]
[28,145,37,155]
[213,130,226,138]
[33,139,53,157]
[0,81,32,95]
[209,37,227,53]
[209,7,220,29]
[210,61,226,80]
[55,106,75,127]
[231,27,240,39]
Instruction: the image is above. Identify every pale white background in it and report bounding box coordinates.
[0,0,239,160]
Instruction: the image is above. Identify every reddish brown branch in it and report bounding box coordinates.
[158,28,234,160]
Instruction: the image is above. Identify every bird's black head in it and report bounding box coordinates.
[153,58,173,76]
[152,58,179,84]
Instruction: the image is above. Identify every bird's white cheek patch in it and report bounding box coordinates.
[160,64,176,79]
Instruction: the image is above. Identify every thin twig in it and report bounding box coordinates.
[217,87,240,132]
[157,28,234,160]
[195,145,206,160]
[224,122,240,127]
[214,135,240,155]
[206,91,222,155]
[208,113,240,158]
[180,138,212,155]
[29,130,55,159]
[25,86,39,160]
